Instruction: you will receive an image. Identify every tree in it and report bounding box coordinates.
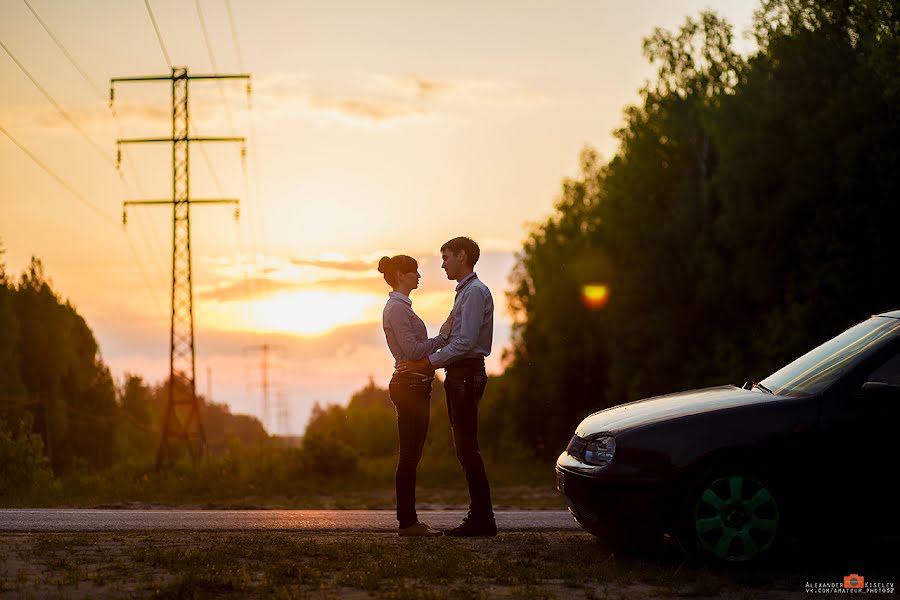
[505,1,900,458]
[13,258,118,471]
[0,240,26,426]
[0,414,53,497]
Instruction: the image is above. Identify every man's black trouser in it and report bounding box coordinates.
[388,372,432,529]
[444,357,494,522]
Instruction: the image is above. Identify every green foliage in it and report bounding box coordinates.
[115,373,160,467]
[504,149,612,456]
[0,254,273,504]
[11,0,898,500]
[0,415,54,497]
[506,0,900,458]
[298,431,359,478]
[0,242,26,424]
[303,375,542,489]
[304,378,396,458]
[204,400,268,452]
[9,257,119,472]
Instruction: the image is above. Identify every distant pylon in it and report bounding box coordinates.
[244,343,284,433]
[112,67,250,468]
[276,390,290,435]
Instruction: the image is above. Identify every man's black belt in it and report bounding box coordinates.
[446,357,485,370]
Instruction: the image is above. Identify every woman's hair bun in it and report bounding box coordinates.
[377,256,391,274]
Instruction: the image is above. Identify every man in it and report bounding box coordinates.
[399,236,496,536]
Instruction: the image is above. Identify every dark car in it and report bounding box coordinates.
[556,310,900,563]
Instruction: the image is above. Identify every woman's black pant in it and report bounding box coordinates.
[388,373,432,528]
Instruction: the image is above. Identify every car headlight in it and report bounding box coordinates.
[583,436,616,467]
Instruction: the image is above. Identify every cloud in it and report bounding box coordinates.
[250,72,547,126]
[306,95,424,124]
[196,274,384,302]
[193,248,519,304]
[2,103,166,132]
[94,314,386,363]
[289,258,372,272]
[314,275,384,293]
[5,71,547,132]
[90,251,518,433]
[196,277,300,301]
[375,74,453,99]
[247,72,428,126]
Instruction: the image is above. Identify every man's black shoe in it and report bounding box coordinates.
[444,517,497,537]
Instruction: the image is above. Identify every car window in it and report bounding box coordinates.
[761,317,900,397]
[867,351,900,386]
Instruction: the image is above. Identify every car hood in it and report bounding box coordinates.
[576,385,784,437]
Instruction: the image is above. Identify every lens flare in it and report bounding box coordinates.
[581,284,609,310]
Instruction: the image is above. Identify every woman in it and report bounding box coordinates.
[379,254,450,537]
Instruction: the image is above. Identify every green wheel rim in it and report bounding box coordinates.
[693,475,780,562]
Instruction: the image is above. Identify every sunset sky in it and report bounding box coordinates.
[1,0,756,435]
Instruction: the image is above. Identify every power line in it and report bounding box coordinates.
[134,0,238,326]
[224,0,246,73]
[142,202,168,265]
[123,234,167,317]
[138,0,229,202]
[194,0,217,71]
[134,209,169,294]
[0,123,166,318]
[0,124,114,225]
[2,18,164,316]
[16,5,196,329]
[193,0,237,134]
[21,0,146,199]
[193,128,227,196]
[143,0,172,68]
[193,0,262,329]
[22,0,106,100]
[220,0,263,292]
[0,37,117,169]
[140,0,257,344]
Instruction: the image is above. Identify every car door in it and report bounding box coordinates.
[819,341,900,536]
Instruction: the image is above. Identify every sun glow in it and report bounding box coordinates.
[581,284,610,310]
[202,291,382,336]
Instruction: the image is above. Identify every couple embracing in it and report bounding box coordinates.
[378,236,496,537]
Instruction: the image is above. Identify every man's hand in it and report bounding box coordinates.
[398,357,434,374]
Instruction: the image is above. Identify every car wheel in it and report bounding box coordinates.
[682,474,781,563]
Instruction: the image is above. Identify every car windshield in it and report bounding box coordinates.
[761,316,900,397]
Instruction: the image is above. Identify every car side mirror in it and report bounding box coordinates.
[860,381,900,397]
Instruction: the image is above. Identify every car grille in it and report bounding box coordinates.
[566,435,587,459]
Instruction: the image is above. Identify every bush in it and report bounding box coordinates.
[0,416,54,498]
[298,432,359,479]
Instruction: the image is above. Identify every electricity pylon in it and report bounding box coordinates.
[276,390,290,436]
[243,343,284,433]
[111,67,250,468]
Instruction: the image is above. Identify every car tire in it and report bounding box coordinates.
[676,472,783,564]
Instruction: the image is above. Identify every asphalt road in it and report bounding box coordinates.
[0,509,581,533]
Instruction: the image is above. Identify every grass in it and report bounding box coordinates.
[0,531,814,599]
[2,454,563,511]
[4,482,567,511]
